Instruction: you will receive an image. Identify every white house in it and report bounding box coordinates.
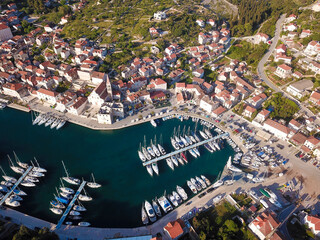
[286,79,313,98]
[196,19,205,27]
[304,136,320,150]
[91,71,107,85]
[275,64,292,78]
[37,88,60,104]
[303,214,320,237]
[199,96,218,113]
[67,97,87,115]
[154,11,167,20]
[147,78,167,91]
[1,82,27,99]
[263,119,292,140]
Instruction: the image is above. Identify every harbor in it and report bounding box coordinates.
[0,107,234,228]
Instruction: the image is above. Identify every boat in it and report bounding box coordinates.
[180,153,188,164]
[142,147,151,160]
[193,148,200,157]
[21,180,36,187]
[180,136,188,146]
[8,155,25,174]
[158,144,166,155]
[172,191,182,205]
[213,141,220,151]
[25,176,39,183]
[73,202,86,212]
[171,137,180,150]
[189,135,197,143]
[196,176,207,189]
[146,164,153,176]
[69,210,80,216]
[227,157,242,173]
[50,207,63,215]
[1,181,13,187]
[204,143,213,153]
[166,158,174,170]
[50,200,65,209]
[65,221,73,225]
[150,119,157,127]
[176,185,188,200]
[176,155,184,165]
[187,180,197,194]
[141,206,149,225]
[152,144,160,157]
[51,118,60,129]
[13,152,28,169]
[175,136,184,148]
[87,173,101,188]
[208,141,216,151]
[152,199,162,217]
[212,180,224,188]
[32,113,42,125]
[168,194,178,207]
[55,196,69,205]
[269,198,282,208]
[45,117,55,127]
[138,150,146,162]
[145,200,157,222]
[69,215,82,220]
[171,156,179,167]
[184,135,192,145]
[0,185,9,193]
[9,194,23,201]
[199,131,208,140]
[62,161,80,185]
[3,175,17,183]
[78,189,92,201]
[157,195,173,213]
[265,188,278,199]
[28,171,44,178]
[38,114,49,126]
[188,149,197,158]
[60,192,73,199]
[56,120,66,130]
[204,129,212,138]
[78,222,91,227]
[260,199,269,209]
[152,163,159,175]
[193,132,201,142]
[147,146,155,157]
[5,199,20,207]
[201,175,211,186]
[32,158,47,173]
[60,185,75,195]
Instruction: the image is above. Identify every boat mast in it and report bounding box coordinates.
[143,135,146,148]
[91,173,96,183]
[13,151,20,164]
[154,135,157,145]
[160,134,163,145]
[7,155,14,167]
[0,166,7,175]
[61,160,70,177]
[34,157,40,167]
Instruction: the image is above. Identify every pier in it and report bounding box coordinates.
[142,132,229,166]
[56,180,87,230]
[0,166,33,206]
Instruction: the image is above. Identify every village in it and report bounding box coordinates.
[0,0,320,239]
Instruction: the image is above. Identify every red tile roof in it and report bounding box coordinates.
[37,88,59,97]
[164,219,185,239]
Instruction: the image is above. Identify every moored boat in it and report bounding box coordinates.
[166,158,174,170]
[157,195,173,213]
[188,149,197,158]
[78,222,90,227]
[50,208,63,215]
[69,210,80,216]
[152,163,159,175]
[152,144,160,157]
[199,130,208,140]
[73,204,86,212]
[204,143,213,153]
[201,175,211,186]
[176,185,188,200]
[191,178,202,191]
[147,146,155,157]
[78,190,92,201]
[20,180,36,187]
[158,144,166,155]
[5,199,20,207]
[172,191,182,205]
[87,173,101,188]
[180,153,188,163]
[142,147,151,160]
[168,194,178,207]
[141,206,149,225]
[204,129,213,138]
[152,199,162,217]
[150,119,157,127]
[196,176,207,189]
[56,120,66,130]
[176,155,184,165]
[171,156,179,167]
[193,148,200,157]
[50,200,65,209]
[187,180,197,194]
[138,150,146,162]
[145,200,157,222]
[146,164,153,177]
[50,118,60,129]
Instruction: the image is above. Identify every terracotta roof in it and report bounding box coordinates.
[278,64,292,71]
[2,82,23,91]
[245,105,256,113]
[212,106,226,116]
[71,97,87,109]
[164,219,185,239]
[37,88,59,97]
[252,211,280,237]
[306,136,320,145]
[307,215,320,231]
[92,71,105,79]
[0,24,9,30]
[264,119,291,135]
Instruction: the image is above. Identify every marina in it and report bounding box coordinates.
[0,107,234,228]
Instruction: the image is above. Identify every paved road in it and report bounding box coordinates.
[257,14,286,92]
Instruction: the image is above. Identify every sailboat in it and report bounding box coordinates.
[158,134,166,155]
[180,152,188,164]
[60,179,75,194]
[142,136,152,160]
[0,185,9,193]
[8,155,24,174]
[51,118,60,129]
[188,149,197,158]
[152,138,160,157]
[32,158,47,173]
[176,155,184,165]
[1,181,12,187]
[13,152,28,169]
[227,156,242,173]
[78,188,92,201]
[62,161,80,185]
[25,176,39,183]
[73,200,86,212]
[87,173,101,188]
[69,210,80,216]
[1,166,17,183]
[50,207,63,215]
[147,145,155,157]
[138,143,146,162]
[199,130,208,140]
[166,158,174,170]
[205,128,213,138]
[146,164,153,177]
[152,162,159,175]
[14,188,27,196]
[171,156,179,167]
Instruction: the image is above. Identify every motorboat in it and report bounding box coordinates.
[171,138,180,150]
[157,144,166,155]
[38,114,49,126]
[69,210,80,216]
[50,118,60,129]
[56,120,66,130]
[28,171,44,178]
[166,158,174,170]
[45,117,55,127]
[146,164,153,177]
[269,198,282,208]
[141,206,149,225]
[25,176,39,183]
[187,180,197,194]
[152,199,162,217]
[147,146,155,157]
[172,191,182,205]
[50,208,63,215]
[191,178,202,191]
[50,200,65,209]
[142,147,151,160]
[168,194,178,207]
[204,129,213,138]
[157,195,173,213]
[21,180,36,187]
[193,148,200,157]
[176,155,184,165]
[138,150,146,162]
[204,143,213,153]
[180,153,188,164]
[176,185,188,200]
[145,200,157,222]
[152,163,159,175]
[171,156,179,167]
[78,222,90,227]
[87,173,101,188]
[188,149,197,158]
[32,113,42,125]
[150,119,157,127]
[152,144,160,157]
[199,130,208,140]
[213,141,220,151]
[201,175,211,186]
[212,180,224,188]
[196,176,207,189]
[5,199,20,207]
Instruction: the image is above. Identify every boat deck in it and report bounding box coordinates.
[55,180,87,229]
[0,166,33,206]
[142,132,229,166]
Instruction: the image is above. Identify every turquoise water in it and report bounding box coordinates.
[0,108,233,228]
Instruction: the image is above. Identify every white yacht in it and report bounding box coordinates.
[201,175,211,186]
[142,147,151,160]
[62,161,80,185]
[171,156,179,167]
[25,176,39,183]
[170,137,179,150]
[187,180,197,194]
[152,163,159,175]
[9,194,23,201]
[141,206,149,225]
[45,117,55,127]
[60,186,74,195]
[214,141,220,151]
[176,155,184,165]
[152,144,160,157]
[29,171,44,178]
[87,173,101,188]
[3,176,17,183]
[145,201,157,222]
[208,141,216,151]
[13,152,29,169]
[21,180,36,187]
[168,194,178,207]
[147,146,155,157]
[196,176,207,189]
[269,198,282,208]
[152,200,161,217]
[38,114,49,126]
[70,210,80,216]
[157,144,166,155]
[172,191,182,205]
[193,148,200,157]
[184,135,193,145]
[8,156,24,174]
[146,164,153,177]
[150,119,157,127]
[191,178,202,191]
[56,120,66,130]
[199,130,208,140]
[158,195,173,213]
[32,113,42,125]
[78,222,90,227]
[5,199,20,207]
[212,179,224,188]
[176,185,188,200]
[60,192,73,200]
[1,181,13,187]
[175,136,184,148]
[188,149,197,158]
[78,193,92,201]
[166,158,174,170]
[189,135,197,143]
[50,118,60,129]
[204,129,213,138]
[180,136,188,146]
[138,150,146,162]
[0,185,9,193]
